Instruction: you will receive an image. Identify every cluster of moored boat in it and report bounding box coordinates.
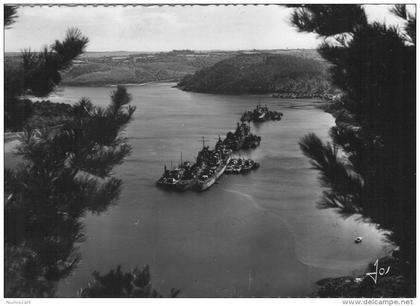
[223,122,261,151]
[240,104,283,123]
[157,121,261,192]
[157,104,282,192]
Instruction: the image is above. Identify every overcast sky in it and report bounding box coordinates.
[5,4,412,52]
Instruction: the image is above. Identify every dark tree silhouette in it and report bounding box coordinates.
[289,4,367,36]
[4,5,18,28]
[79,265,180,298]
[5,28,89,129]
[20,28,89,96]
[5,86,135,297]
[291,4,416,297]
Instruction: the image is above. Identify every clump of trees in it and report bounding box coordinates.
[290,4,415,297]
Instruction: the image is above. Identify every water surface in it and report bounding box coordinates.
[6,82,391,297]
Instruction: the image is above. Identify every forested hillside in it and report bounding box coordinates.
[177,53,335,96]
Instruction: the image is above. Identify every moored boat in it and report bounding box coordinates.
[225,157,260,175]
[195,156,230,191]
[156,166,184,189]
[241,159,254,173]
[175,163,203,191]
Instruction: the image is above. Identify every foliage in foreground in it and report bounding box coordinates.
[291,4,416,296]
[80,265,180,298]
[4,86,135,297]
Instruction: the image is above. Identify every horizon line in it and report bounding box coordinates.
[5,47,317,54]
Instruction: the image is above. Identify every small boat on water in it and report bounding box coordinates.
[157,155,190,190]
[225,157,260,175]
[156,166,184,188]
[354,237,363,244]
[241,159,254,173]
[252,161,260,170]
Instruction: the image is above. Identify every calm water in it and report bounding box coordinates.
[7,83,391,297]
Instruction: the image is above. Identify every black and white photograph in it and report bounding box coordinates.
[2,2,417,302]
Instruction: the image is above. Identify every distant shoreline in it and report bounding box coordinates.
[61,79,178,88]
[4,82,334,146]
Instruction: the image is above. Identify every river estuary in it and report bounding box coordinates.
[5,82,391,297]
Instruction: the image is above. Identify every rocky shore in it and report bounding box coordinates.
[314,252,409,297]
[271,92,340,100]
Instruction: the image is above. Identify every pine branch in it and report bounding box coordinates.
[4,5,18,28]
[53,28,89,70]
[289,5,367,37]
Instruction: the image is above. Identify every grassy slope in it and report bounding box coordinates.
[5,49,331,91]
[60,51,236,85]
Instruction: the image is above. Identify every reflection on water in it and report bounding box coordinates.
[6,82,391,297]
